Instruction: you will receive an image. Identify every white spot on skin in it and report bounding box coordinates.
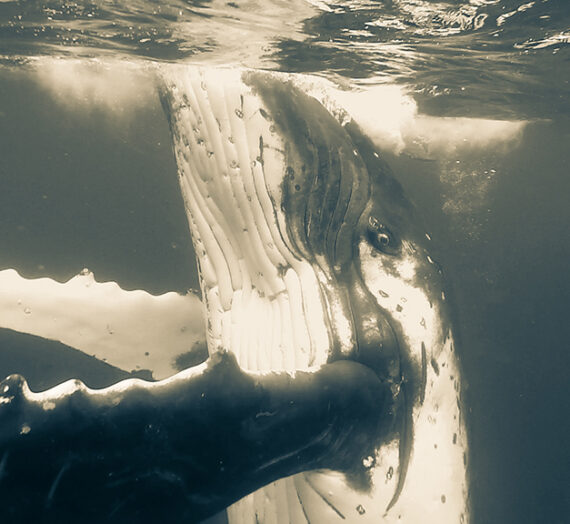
[20,424,31,435]
[395,257,416,281]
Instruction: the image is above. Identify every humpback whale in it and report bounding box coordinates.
[0,66,468,523]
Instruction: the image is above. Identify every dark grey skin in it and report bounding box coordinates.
[0,353,391,523]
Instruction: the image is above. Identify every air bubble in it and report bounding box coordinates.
[356,504,366,515]
[235,109,243,118]
[386,466,394,480]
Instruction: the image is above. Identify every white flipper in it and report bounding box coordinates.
[0,268,206,379]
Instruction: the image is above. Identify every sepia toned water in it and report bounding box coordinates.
[0,1,569,522]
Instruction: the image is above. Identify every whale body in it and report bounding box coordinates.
[159,66,468,523]
[0,65,468,523]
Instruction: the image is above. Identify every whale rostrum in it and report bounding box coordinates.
[0,66,468,523]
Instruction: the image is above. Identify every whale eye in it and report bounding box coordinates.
[367,216,399,255]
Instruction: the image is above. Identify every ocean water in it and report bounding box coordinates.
[0,1,569,523]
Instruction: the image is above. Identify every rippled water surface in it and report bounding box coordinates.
[1,0,569,118]
[0,1,568,523]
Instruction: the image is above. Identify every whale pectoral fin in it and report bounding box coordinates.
[0,269,206,379]
[0,355,390,522]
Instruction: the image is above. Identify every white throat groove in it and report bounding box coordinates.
[160,66,333,373]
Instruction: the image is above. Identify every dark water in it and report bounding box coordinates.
[0,1,569,523]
